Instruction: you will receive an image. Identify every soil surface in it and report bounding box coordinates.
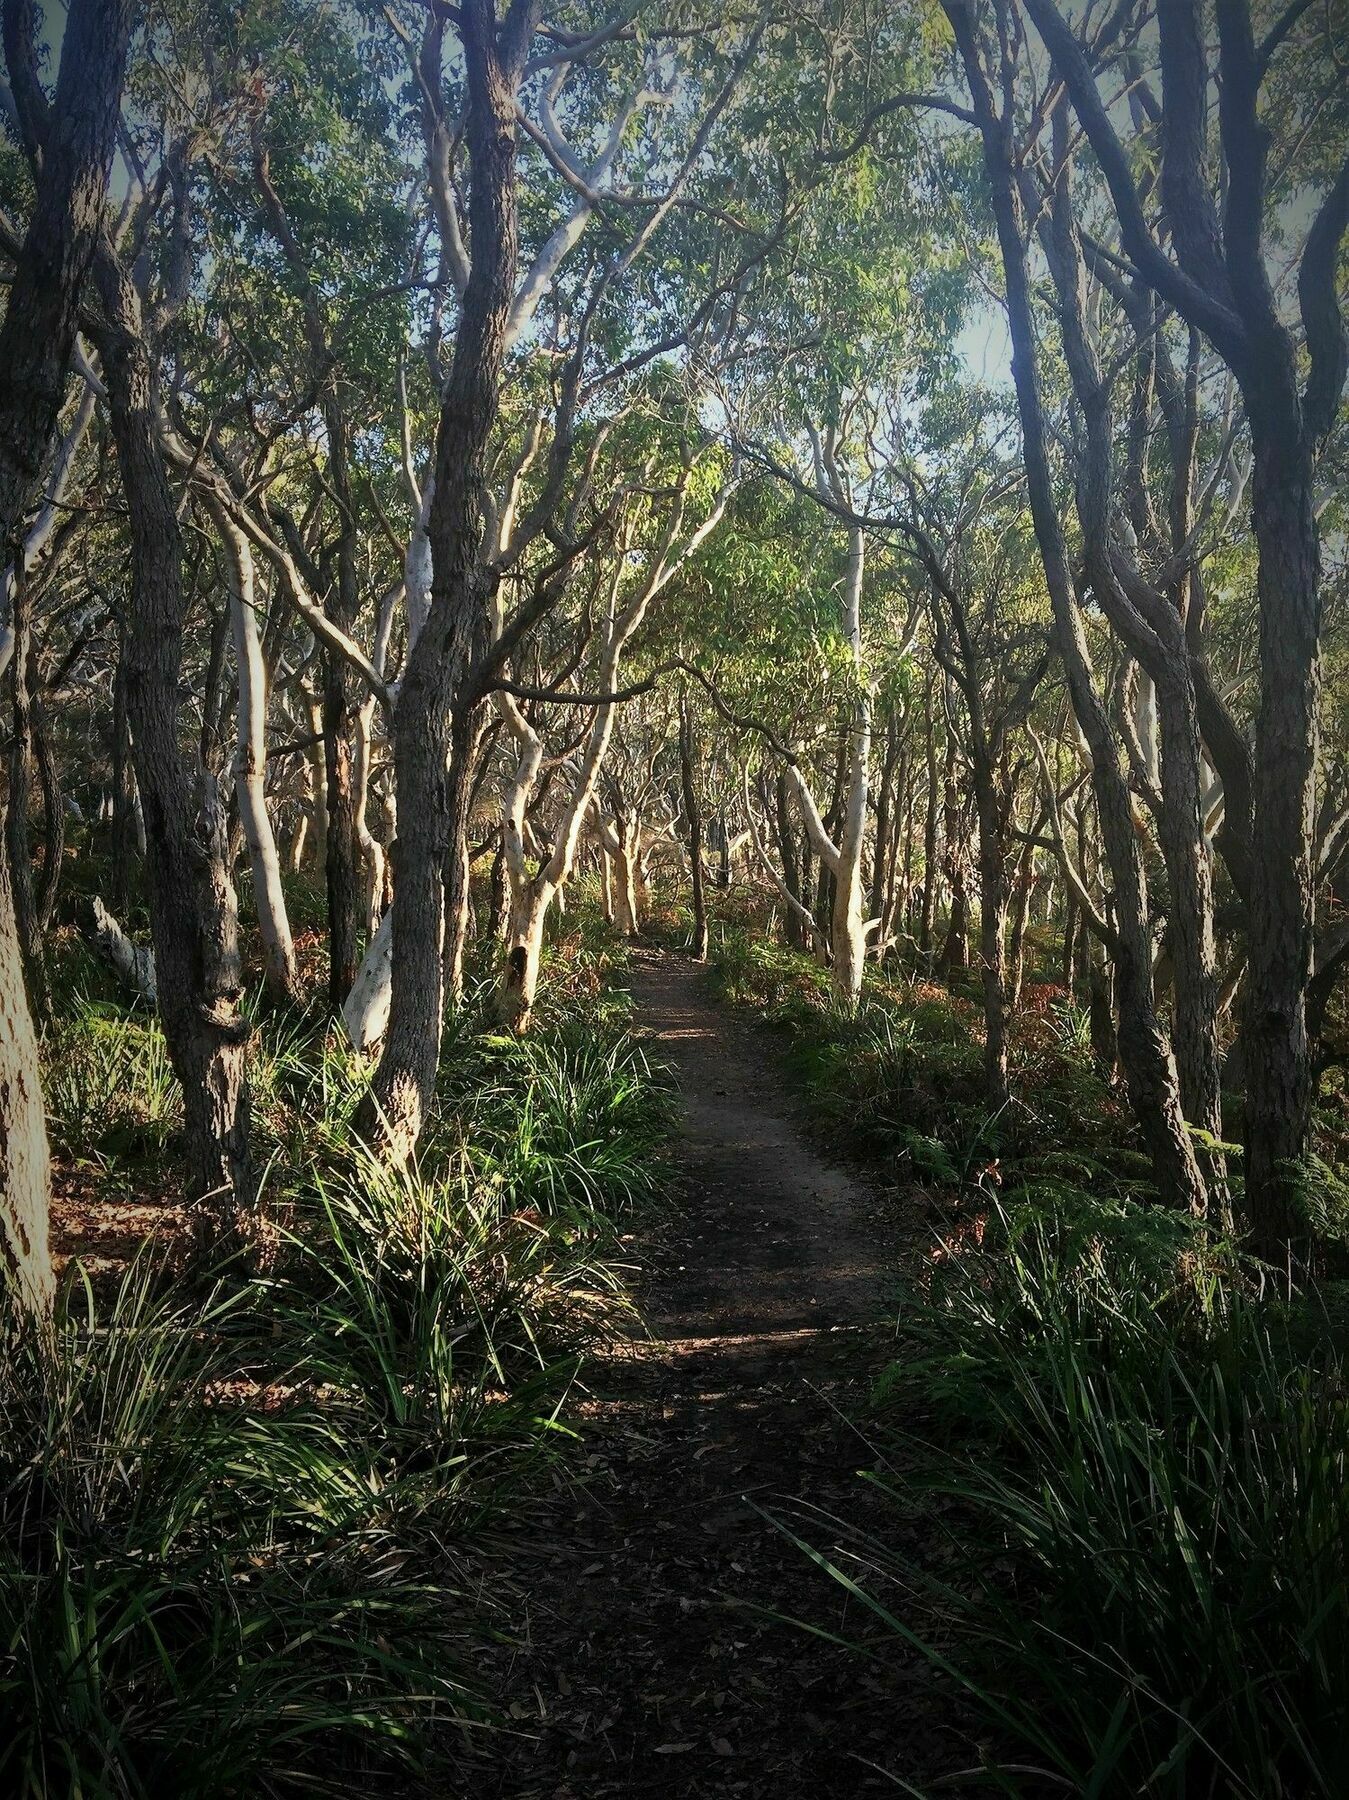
[476,950,967,1797]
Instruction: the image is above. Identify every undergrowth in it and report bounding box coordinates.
[709,926,1128,1196]
[8,915,668,1796]
[793,1201,1349,1797]
[706,924,1348,1795]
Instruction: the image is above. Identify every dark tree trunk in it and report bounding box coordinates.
[973,770,1009,1107]
[1007,838,1036,1013]
[1037,97,1226,1179]
[940,709,970,978]
[774,771,803,949]
[870,707,901,927]
[94,249,253,1241]
[32,671,64,933]
[920,698,939,964]
[1152,663,1224,1156]
[1019,0,1349,1263]
[1242,429,1322,1264]
[6,572,47,1017]
[901,759,918,935]
[110,648,136,910]
[487,837,509,950]
[368,2,537,1157]
[940,701,969,975]
[0,0,135,1311]
[1089,947,1118,1076]
[1061,892,1078,991]
[322,654,359,1009]
[0,0,134,528]
[679,697,708,961]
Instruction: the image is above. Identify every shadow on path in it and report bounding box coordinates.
[477,951,954,1798]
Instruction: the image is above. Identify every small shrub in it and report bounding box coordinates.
[43,1000,178,1162]
[0,1261,474,1798]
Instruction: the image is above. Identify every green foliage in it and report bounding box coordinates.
[12,926,675,1796]
[43,1001,178,1163]
[826,1202,1349,1796]
[708,927,1123,1189]
[1290,1153,1349,1250]
[0,1262,474,1798]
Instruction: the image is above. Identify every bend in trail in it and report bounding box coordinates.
[475,950,956,1798]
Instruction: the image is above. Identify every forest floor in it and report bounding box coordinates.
[471,949,965,1798]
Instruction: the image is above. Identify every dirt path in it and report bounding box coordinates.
[477,951,953,1797]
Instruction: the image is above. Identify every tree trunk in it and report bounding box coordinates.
[612,823,641,936]
[94,247,253,1240]
[441,704,485,1008]
[1061,891,1078,991]
[110,651,136,909]
[679,697,708,961]
[1243,431,1321,1265]
[322,652,359,1012]
[1018,0,1349,1263]
[775,772,803,949]
[287,809,308,874]
[86,896,156,1002]
[500,886,549,1032]
[1088,942,1118,1076]
[6,570,47,1017]
[343,909,392,1053]
[1151,662,1225,1168]
[974,771,1009,1108]
[0,859,52,1313]
[305,690,328,871]
[367,0,534,1158]
[0,0,136,1311]
[486,838,509,948]
[893,753,917,945]
[939,701,969,976]
[352,691,386,941]
[1007,838,1036,1012]
[948,4,1207,1214]
[31,673,64,934]
[210,501,297,1000]
[920,696,939,964]
[0,0,134,532]
[826,524,872,1003]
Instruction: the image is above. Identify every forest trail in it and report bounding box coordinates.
[476,951,948,1799]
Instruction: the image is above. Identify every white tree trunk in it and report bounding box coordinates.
[352,698,385,940]
[305,693,328,868]
[0,862,53,1315]
[831,524,871,1002]
[343,909,392,1053]
[0,375,97,683]
[501,884,551,1031]
[601,847,615,923]
[351,585,398,941]
[212,500,297,998]
[403,485,433,655]
[609,823,642,935]
[287,810,308,873]
[88,896,157,1001]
